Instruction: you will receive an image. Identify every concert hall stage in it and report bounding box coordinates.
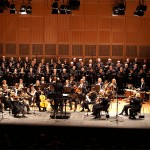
[0,99,150,128]
[0,100,150,149]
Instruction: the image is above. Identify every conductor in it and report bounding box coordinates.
[51,78,64,114]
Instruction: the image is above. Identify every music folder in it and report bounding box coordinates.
[63,86,72,93]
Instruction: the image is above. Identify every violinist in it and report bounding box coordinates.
[10,94,26,117]
[91,93,111,118]
[80,87,97,112]
[129,93,142,119]
[119,90,137,116]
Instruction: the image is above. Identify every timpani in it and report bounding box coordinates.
[146,92,150,101]
[125,89,134,97]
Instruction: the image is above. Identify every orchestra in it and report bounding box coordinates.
[0,56,149,118]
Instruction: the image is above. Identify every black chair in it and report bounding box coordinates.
[99,102,111,119]
[129,104,143,119]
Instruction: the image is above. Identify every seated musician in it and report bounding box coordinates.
[80,87,97,112]
[129,93,142,119]
[1,80,8,90]
[18,79,25,90]
[10,94,26,117]
[136,78,148,101]
[77,78,87,103]
[91,93,111,118]
[69,84,81,111]
[35,87,42,111]
[119,90,137,116]
[2,85,11,110]
[18,90,30,114]
[95,77,104,90]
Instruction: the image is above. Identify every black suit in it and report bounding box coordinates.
[129,97,142,119]
[92,97,110,118]
[52,81,64,113]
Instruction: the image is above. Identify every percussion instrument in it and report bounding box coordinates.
[125,89,134,97]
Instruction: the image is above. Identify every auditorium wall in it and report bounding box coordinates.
[0,0,150,63]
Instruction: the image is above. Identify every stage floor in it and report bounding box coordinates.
[0,99,150,129]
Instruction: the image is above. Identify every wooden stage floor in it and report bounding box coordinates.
[0,99,150,129]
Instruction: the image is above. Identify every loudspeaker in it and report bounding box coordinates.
[50,112,70,119]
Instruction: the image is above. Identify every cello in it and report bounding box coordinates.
[39,93,49,111]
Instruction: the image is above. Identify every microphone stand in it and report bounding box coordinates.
[110,84,124,124]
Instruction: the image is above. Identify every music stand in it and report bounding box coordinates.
[41,83,50,91]
[63,86,72,119]
[62,93,70,119]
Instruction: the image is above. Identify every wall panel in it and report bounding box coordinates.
[99,31,111,43]
[18,29,31,43]
[112,18,125,30]
[72,45,83,56]
[71,16,84,30]
[45,30,58,43]
[31,17,44,29]
[84,16,98,30]
[112,31,125,43]
[5,30,17,42]
[58,44,69,55]
[4,16,17,30]
[85,45,96,56]
[58,31,71,43]
[19,44,30,55]
[0,16,4,29]
[0,44,3,54]
[0,30,3,42]
[138,31,150,44]
[32,44,43,55]
[84,31,98,43]
[0,0,150,62]
[6,44,16,55]
[126,46,137,57]
[139,46,150,57]
[112,45,123,56]
[45,44,56,55]
[98,3,112,17]
[98,45,110,56]
[45,16,58,29]
[57,16,70,30]
[18,17,31,29]
[31,29,44,43]
[84,4,98,15]
[125,17,139,31]
[98,18,111,29]
[126,32,138,43]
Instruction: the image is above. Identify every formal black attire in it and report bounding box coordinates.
[52,80,64,113]
[129,97,142,119]
[92,97,110,118]
[81,91,97,112]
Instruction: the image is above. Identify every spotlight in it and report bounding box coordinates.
[60,4,66,14]
[134,4,147,16]
[20,4,27,14]
[112,0,126,16]
[10,3,16,14]
[67,0,80,10]
[26,5,32,14]
[51,1,59,14]
[0,0,10,13]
